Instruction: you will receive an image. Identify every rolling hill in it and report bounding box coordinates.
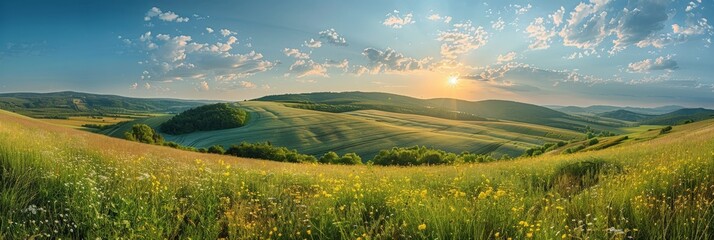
[597,108,714,125]
[3,107,714,239]
[554,104,685,115]
[0,91,213,118]
[257,92,629,132]
[102,101,584,159]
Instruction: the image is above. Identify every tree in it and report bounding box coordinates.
[124,124,163,144]
[319,151,339,164]
[336,153,362,165]
[207,145,225,154]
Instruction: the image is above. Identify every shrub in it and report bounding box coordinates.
[336,153,362,165]
[207,145,225,154]
[225,142,316,163]
[160,103,248,135]
[124,124,164,145]
[660,126,673,134]
[319,151,339,164]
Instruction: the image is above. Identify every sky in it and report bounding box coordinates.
[1,0,713,107]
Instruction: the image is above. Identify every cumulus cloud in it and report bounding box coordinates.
[551,6,565,26]
[558,0,610,50]
[144,7,189,22]
[497,51,517,63]
[137,32,274,84]
[627,55,678,73]
[206,27,214,33]
[491,17,505,31]
[283,48,310,59]
[318,29,348,46]
[288,60,328,78]
[304,38,322,48]
[611,0,670,53]
[198,81,209,91]
[526,17,557,50]
[361,47,431,73]
[130,82,138,90]
[383,10,415,29]
[324,59,350,71]
[513,4,532,15]
[427,14,441,21]
[437,21,489,59]
[220,29,235,37]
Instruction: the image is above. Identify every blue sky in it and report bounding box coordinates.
[1,0,713,107]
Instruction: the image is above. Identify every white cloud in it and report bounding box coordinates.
[491,17,505,31]
[525,17,556,50]
[144,7,189,23]
[318,29,348,46]
[220,29,235,37]
[206,27,214,33]
[551,6,565,26]
[130,82,138,90]
[437,21,489,59]
[383,10,415,29]
[324,59,350,71]
[611,0,670,53]
[304,38,322,48]
[199,81,209,91]
[513,4,532,15]
[627,55,678,73]
[283,48,310,59]
[497,51,517,63]
[362,47,431,73]
[427,14,441,21]
[559,0,610,50]
[288,60,328,78]
[144,82,151,89]
[444,16,452,24]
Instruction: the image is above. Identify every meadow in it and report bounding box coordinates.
[2,109,714,239]
[101,101,584,159]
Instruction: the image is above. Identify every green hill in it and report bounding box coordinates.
[103,101,583,159]
[3,108,714,239]
[642,108,714,125]
[258,92,628,132]
[0,91,213,118]
[597,110,655,122]
[159,103,248,135]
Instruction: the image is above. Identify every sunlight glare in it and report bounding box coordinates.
[447,76,459,86]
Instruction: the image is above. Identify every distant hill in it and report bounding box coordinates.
[257,92,628,131]
[597,108,714,125]
[0,91,214,118]
[598,110,655,122]
[642,108,714,125]
[554,105,685,115]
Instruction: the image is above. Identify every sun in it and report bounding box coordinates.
[447,76,459,86]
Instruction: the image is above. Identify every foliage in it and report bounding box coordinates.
[372,146,498,166]
[4,111,714,239]
[124,124,164,145]
[523,141,566,157]
[660,126,673,134]
[225,142,318,163]
[159,103,248,135]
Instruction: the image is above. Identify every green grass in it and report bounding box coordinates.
[2,109,714,239]
[103,101,583,159]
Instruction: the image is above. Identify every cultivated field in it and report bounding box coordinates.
[103,101,584,158]
[2,109,714,239]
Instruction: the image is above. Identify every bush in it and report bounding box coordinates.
[160,103,248,135]
[336,153,362,165]
[225,142,317,163]
[319,151,339,164]
[587,138,599,146]
[207,145,225,154]
[124,124,164,145]
[660,126,673,134]
[372,146,491,166]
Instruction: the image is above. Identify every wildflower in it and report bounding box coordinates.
[307,230,311,235]
[526,232,533,238]
[418,223,427,231]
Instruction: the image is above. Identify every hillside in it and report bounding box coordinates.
[555,105,685,115]
[597,110,655,122]
[642,108,714,125]
[102,101,584,159]
[257,92,629,131]
[0,91,212,118]
[159,103,248,135]
[3,108,714,239]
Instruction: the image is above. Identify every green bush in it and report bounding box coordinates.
[372,146,493,166]
[160,103,248,135]
[225,142,317,163]
[660,126,673,134]
[124,124,164,145]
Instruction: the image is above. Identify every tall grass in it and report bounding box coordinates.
[2,113,714,239]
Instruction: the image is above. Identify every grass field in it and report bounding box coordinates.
[41,116,135,130]
[103,101,584,159]
[2,108,714,239]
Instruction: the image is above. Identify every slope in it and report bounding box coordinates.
[103,101,583,159]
